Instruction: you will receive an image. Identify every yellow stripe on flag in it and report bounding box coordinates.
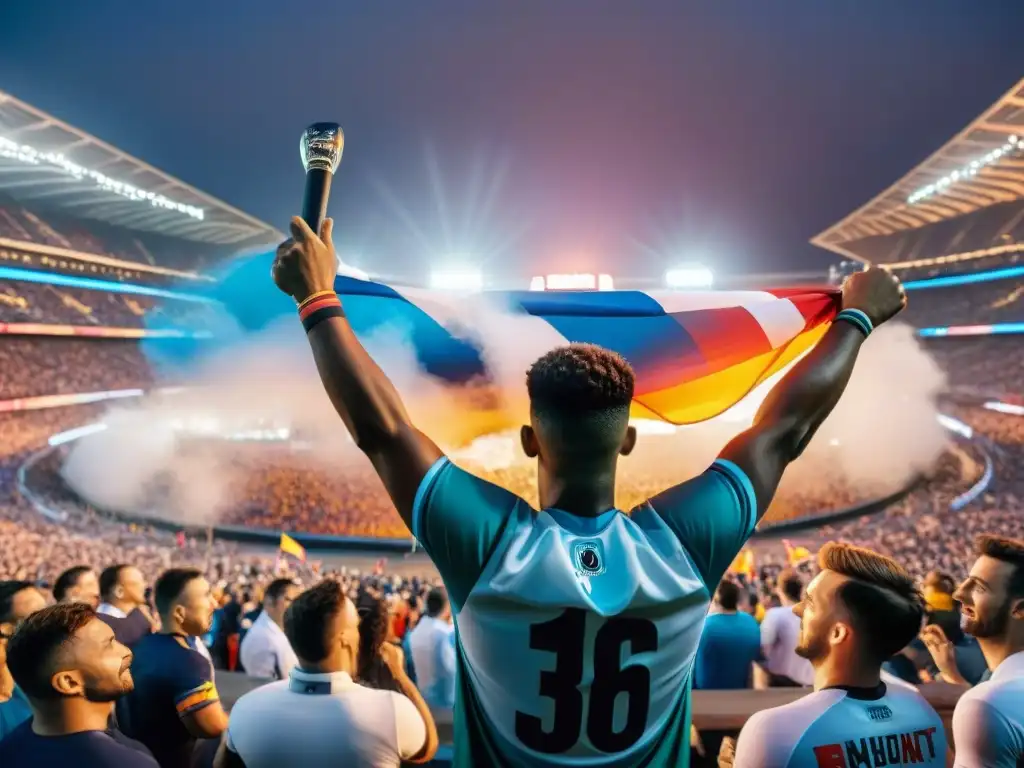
[637,323,830,424]
[279,533,306,562]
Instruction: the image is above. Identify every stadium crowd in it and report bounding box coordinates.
[1,400,1022,765]
[0,275,216,329]
[0,200,228,274]
[1,337,157,399]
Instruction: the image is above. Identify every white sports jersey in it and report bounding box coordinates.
[734,683,946,768]
[411,456,760,768]
[952,650,1024,768]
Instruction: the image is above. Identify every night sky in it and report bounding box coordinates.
[1,1,1022,283]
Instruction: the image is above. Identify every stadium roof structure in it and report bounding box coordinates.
[813,77,1024,262]
[0,89,284,247]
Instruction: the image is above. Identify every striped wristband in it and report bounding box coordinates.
[297,290,337,310]
[835,308,873,338]
[298,294,344,332]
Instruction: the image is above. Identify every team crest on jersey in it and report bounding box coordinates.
[573,542,605,577]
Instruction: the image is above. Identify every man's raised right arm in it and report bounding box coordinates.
[273,218,518,605]
[273,216,442,529]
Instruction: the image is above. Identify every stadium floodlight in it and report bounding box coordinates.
[908,135,1021,204]
[430,267,483,291]
[665,266,714,289]
[0,136,205,220]
[545,273,597,290]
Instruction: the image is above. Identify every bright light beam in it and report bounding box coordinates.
[666,266,714,289]
[429,266,483,291]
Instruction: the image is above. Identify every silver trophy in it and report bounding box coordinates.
[300,123,345,232]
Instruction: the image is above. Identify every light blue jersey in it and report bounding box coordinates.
[411,456,758,767]
[733,683,946,767]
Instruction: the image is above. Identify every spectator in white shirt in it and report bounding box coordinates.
[758,569,814,687]
[923,535,1024,768]
[407,588,456,711]
[97,564,148,619]
[215,579,438,768]
[239,578,300,681]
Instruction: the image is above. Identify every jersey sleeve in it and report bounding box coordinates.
[953,695,1022,768]
[411,457,520,610]
[172,650,220,717]
[733,710,798,768]
[391,691,428,760]
[645,459,758,587]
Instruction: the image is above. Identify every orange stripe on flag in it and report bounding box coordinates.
[636,323,830,424]
[279,533,306,562]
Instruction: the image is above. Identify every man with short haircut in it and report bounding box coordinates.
[407,587,456,711]
[53,565,100,609]
[97,564,155,648]
[695,580,761,690]
[727,543,945,767]
[0,580,47,739]
[0,604,157,766]
[238,578,300,680]
[117,568,227,768]
[273,215,906,766]
[215,579,437,767]
[933,535,1024,767]
[760,569,815,687]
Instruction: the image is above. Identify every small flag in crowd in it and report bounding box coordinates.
[279,533,307,562]
[783,539,813,566]
[729,548,755,577]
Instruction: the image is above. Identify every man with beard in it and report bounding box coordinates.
[0,603,157,766]
[117,568,228,768]
[932,535,1024,767]
[725,543,945,767]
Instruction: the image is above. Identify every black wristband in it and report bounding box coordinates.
[302,304,346,333]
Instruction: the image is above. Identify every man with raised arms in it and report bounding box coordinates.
[273,215,906,767]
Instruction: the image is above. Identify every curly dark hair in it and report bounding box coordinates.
[527,344,635,414]
[356,595,401,692]
[819,542,926,663]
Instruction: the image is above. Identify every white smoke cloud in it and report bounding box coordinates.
[62,295,946,527]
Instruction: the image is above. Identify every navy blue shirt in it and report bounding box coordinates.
[116,634,218,768]
[694,611,762,690]
[0,721,158,767]
[96,609,152,649]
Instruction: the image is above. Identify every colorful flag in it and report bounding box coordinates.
[169,256,842,443]
[279,533,306,562]
[783,539,813,565]
[329,278,840,425]
[729,548,755,577]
